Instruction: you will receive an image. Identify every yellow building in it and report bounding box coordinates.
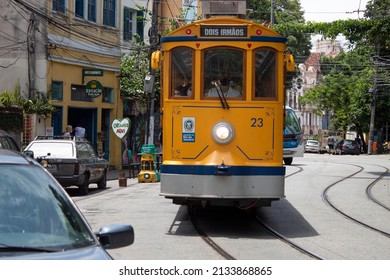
[0,0,187,169]
[45,0,124,168]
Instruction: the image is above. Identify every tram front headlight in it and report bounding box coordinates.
[211,122,235,144]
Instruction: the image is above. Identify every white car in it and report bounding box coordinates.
[24,136,109,195]
[305,140,319,153]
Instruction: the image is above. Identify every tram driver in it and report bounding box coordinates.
[207,78,241,97]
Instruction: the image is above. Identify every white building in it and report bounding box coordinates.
[288,40,342,139]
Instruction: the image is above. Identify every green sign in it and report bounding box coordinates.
[83,69,103,76]
[85,80,103,98]
[82,69,103,83]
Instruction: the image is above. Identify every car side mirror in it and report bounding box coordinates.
[23,150,34,159]
[96,224,134,249]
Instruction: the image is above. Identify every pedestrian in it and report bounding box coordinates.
[74,125,86,139]
[327,137,335,154]
[63,125,72,139]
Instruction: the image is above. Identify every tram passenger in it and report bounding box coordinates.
[185,84,192,96]
[173,85,186,96]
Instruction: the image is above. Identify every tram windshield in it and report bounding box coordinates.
[203,48,244,98]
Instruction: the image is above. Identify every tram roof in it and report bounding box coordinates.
[163,17,285,42]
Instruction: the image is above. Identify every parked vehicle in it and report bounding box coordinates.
[24,136,109,195]
[0,149,134,259]
[304,140,320,153]
[0,130,19,151]
[335,139,360,155]
[318,129,343,154]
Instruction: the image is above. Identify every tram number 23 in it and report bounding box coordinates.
[251,117,264,128]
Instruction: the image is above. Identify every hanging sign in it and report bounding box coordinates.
[112,118,131,139]
[85,80,103,98]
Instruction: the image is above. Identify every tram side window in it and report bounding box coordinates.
[203,48,244,98]
[254,49,277,99]
[171,47,193,97]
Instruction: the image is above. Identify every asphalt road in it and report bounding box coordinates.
[74,153,390,260]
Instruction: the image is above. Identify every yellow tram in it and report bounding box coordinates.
[151,16,295,208]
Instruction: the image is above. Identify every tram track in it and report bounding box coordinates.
[187,205,236,260]
[285,165,303,178]
[321,162,390,238]
[254,215,324,260]
[186,164,317,260]
[188,204,323,260]
[366,165,390,212]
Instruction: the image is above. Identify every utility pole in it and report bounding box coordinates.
[270,0,275,26]
[367,61,378,155]
[27,13,37,99]
[367,1,378,155]
[146,0,160,145]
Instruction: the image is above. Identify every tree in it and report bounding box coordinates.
[120,47,151,114]
[287,0,390,152]
[247,0,312,59]
[299,46,376,151]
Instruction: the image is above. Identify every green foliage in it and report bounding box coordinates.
[247,0,312,58]
[120,47,151,113]
[23,92,55,116]
[0,84,22,107]
[296,0,390,137]
[299,47,375,134]
[0,84,54,116]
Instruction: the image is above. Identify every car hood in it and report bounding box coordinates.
[1,245,113,260]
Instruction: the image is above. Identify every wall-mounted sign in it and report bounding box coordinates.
[45,127,54,137]
[82,68,103,83]
[83,69,103,76]
[112,118,131,139]
[85,80,103,98]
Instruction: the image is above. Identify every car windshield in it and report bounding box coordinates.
[285,109,301,135]
[0,164,95,254]
[307,140,318,145]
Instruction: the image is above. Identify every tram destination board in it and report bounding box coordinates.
[200,25,247,38]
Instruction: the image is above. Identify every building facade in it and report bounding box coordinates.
[0,0,152,169]
[288,40,342,140]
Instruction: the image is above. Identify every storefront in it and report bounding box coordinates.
[47,60,124,169]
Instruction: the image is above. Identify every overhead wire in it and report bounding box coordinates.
[12,0,156,52]
[0,44,25,68]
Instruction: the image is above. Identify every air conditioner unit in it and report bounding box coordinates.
[202,0,246,18]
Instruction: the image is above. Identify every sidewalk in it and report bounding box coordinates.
[107,168,139,180]
[107,169,120,180]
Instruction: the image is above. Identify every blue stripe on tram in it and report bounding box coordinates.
[161,165,285,176]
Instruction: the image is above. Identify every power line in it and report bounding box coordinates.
[10,0,155,52]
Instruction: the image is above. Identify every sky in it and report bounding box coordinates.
[299,0,370,50]
[300,0,369,22]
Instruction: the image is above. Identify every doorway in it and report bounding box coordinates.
[68,107,97,148]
